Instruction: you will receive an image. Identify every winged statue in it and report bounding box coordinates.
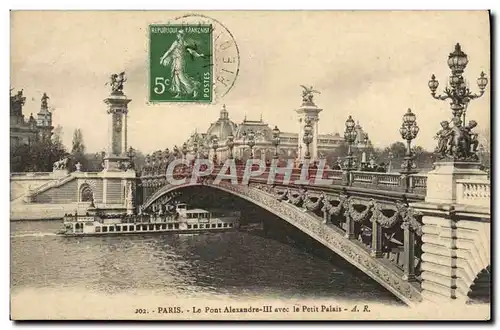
[300,85,320,104]
[106,71,127,94]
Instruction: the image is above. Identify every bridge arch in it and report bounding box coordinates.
[467,265,491,303]
[143,181,422,306]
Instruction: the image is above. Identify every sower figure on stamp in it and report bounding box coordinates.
[160,29,205,99]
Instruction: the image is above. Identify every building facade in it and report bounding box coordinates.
[182,103,371,163]
[10,90,54,146]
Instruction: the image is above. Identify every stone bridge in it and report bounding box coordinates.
[139,163,490,306]
[12,161,490,305]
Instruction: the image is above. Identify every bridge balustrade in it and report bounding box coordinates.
[456,179,490,208]
[139,164,429,205]
[11,172,53,177]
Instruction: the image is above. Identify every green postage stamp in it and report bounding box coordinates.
[149,24,213,103]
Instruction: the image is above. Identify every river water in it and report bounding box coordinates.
[10,219,409,319]
[11,219,402,300]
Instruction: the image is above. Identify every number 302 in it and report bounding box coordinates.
[153,77,170,94]
[135,308,148,314]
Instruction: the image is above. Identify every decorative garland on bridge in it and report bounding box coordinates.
[372,203,401,228]
[302,192,324,212]
[287,189,306,206]
[347,198,375,223]
[141,180,423,237]
[396,202,423,236]
[276,188,289,201]
[321,195,348,217]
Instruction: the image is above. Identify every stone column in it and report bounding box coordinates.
[295,102,322,163]
[344,214,355,240]
[297,117,304,159]
[425,161,488,204]
[126,181,134,215]
[322,209,330,224]
[122,112,128,156]
[103,91,131,172]
[312,118,319,160]
[370,219,383,257]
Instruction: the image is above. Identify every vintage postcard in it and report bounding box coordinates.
[9,10,491,321]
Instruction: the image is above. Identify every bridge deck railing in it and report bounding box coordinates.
[139,165,428,202]
[456,179,491,208]
[10,172,53,178]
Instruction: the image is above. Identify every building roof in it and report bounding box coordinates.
[206,104,238,142]
[234,117,273,141]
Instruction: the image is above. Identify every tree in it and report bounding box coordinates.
[70,128,87,171]
[477,126,490,171]
[412,145,435,171]
[133,150,146,172]
[71,128,85,154]
[10,137,67,172]
[322,142,349,166]
[384,141,407,159]
[53,125,64,146]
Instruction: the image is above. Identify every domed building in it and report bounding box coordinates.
[206,105,238,142]
[182,104,371,163]
[354,121,372,149]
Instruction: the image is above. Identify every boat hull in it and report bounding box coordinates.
[58,227,238,237]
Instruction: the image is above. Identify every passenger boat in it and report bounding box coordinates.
[58,203,240,237]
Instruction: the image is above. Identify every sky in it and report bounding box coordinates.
[10,10,491,154]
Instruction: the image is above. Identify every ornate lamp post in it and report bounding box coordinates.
[343,115,357,171]
[272,126,281,159]
[303,120,313,160]
[399,108,420,174]
[193,142,199,159]
[336,158,343,170]
[246,130,256,158]
[368,153,376,170]
[226,134,234,159]
[428,43,488,125]
[126,146,136,169]
[388,151,394,173]
[97,150,106,170]
[181,142,188,160]
[211,136,219,163]
[363,134,369,147]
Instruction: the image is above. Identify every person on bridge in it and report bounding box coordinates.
[376,163,387,173]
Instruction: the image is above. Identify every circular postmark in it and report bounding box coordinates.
[172,13,240,103]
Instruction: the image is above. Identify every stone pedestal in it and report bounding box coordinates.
[52,169,69,178]
[296,102,322,162]
[425,161,487,204]
[412,160,490,304]
[125,181,135,215]
[89,169,137,215]
[103,92,131,172]
[410,202,490,303]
